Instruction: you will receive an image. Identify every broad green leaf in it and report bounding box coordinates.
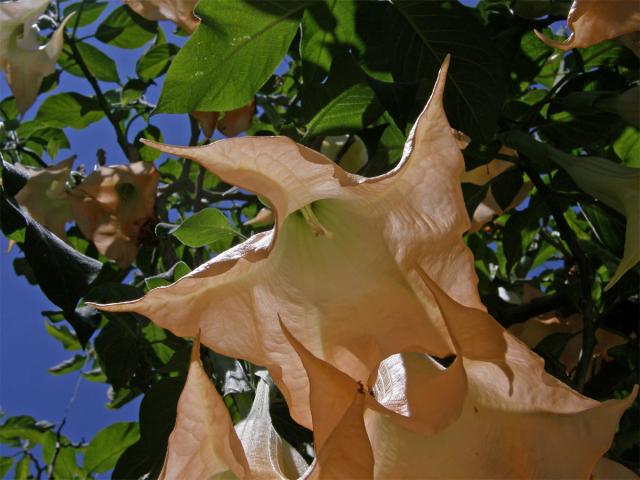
[113,376,186,479]
[462,183,489,220]
[63,0,108,27]
[84,422,140,474]
[0,457,13,478]
[145,260,192,290]
[503,209,540,273]
[135,124,164,161]
[0,416,52,447]
[357,0,507,142]
[614,127,640,168]
[59,42,120,83]
[94,320,139,389]
[157,0,305,113]
[42,431,83,480]
[96,6,157,49]
[48,354,86,375]
[13,456,30,480]
[45,321,82,351]
[492,170,524,211]
[136,43,180,81]
[36,93,105,129]
[305,83,384,138]
[171,208,240,248]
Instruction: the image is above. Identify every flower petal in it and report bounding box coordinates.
[124,0,200,34]
[235,375,309,479]
[15,156,75,239]
[160,333,249,480]
[95,57,483,431]
[6,13,73,113]
[69,162,158,267]
[366,283,639,479]
[535,0,640,50]
[592,457,639,479]
[218,101,256,137]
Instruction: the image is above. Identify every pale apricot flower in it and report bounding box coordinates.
[191,101,255,139]
[123,0,199,34]
[14,156,74,239]
[535,0,640,51]
[161,333,309,479]
[0,0,74,113]
[96,57,484,428]
[69,162,158,268]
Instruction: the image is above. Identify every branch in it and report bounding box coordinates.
[520,158,596,390]
[63,37,133,161]
[47,419,66,479]
[498,291,570,327]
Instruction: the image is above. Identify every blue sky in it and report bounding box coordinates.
[0,6,192,469]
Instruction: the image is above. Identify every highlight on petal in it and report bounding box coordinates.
[69,162,159,267]
[4,11,74,113]
[235,375,309,479]
[548,148,640,289]
[160,333,249,480]
[535,0,640,50]
[94,56,486,430]
[124,0,200,34]
[14,156,75,239]
[366,278,638,479]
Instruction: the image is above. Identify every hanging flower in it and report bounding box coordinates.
[14,156,74,239]
[161,333,309,479]
[69,162,158,268]
[535,0,640,51]
[0,0,74,113]
[123,0,200,34]
[191,101,256,139]
[95,57,484,428]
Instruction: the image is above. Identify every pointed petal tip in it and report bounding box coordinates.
[534,29,572,50]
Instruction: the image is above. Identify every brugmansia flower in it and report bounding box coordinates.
[460,146,532,232]
[14,156,74,239]
[124,0,199,34]
[364,272,637,479]
[160,333,308,479]
[549,148,640,289]
[69,162,158,268]
[535,0,640,51]
[508,286,627,379]
[191,101,256,139]
[0,0,73,113]
[96,57,486,428]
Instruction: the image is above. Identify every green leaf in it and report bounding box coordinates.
[305,83,384,138]
[45,321,82,351]
[503,209,540,273]
[94,320,139,389]
[357,0,507,142]
[145,260,192,290]
[614,127,640,168]
[136,43,180,81]
[84,422,140,474]
[96,6,157,49]
[63,0,108,27]
[0,457,13,478]
[13,456,30,480]
[48,354,86,375]
[113,376,186,479]
[462,183,489,219]
[59,42,120,83]
[42,431,83,480]
[157,0,305,113]
[135,124,164,161]
[36,93,105,129]
[0,416,52,447]
[492,169,523,210]
[171,208,240,248]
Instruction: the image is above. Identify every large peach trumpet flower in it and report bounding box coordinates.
[95,56,484,429]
